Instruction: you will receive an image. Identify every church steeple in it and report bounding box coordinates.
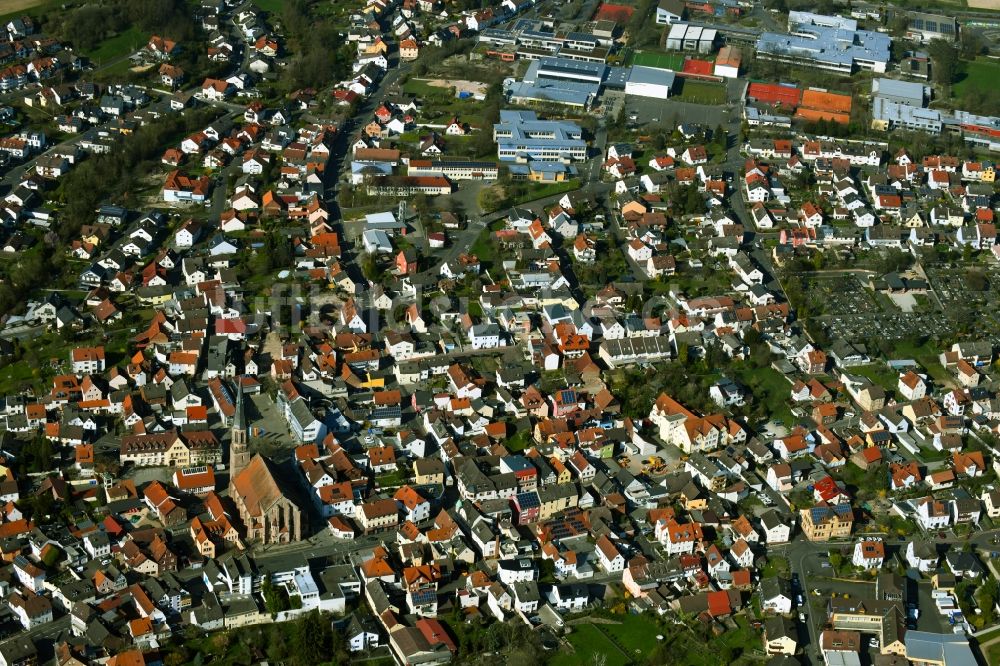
[229,380,250,477]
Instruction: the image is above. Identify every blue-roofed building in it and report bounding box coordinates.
[493,110,587,162]
[871,78,927,106]
[871,97,943,133]
[507,58,605,108]
[756,11,890,74]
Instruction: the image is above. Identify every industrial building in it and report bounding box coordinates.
[476,20,611,63]
[624,66,676,99]
[507,161,578,182]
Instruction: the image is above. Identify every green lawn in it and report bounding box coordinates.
[252,0,285,12]
[554,614,722,666]
[851,363,899,396]
[403,79,442,96]
[95,58,140,82]
[630,51,686,71]
[988,642,1000,666]
[733,365,794,425]
[375,470,406,488]
[504,430,532,452]
[675,79,727,105]
[469,227,496,269]
[889,339,951,385]
[86,25,147,64]
[760,555,791,579]
[0,357,38,394]
[553,624,631,666]
[955,59,1000,98]
[511,180,579,205]
[696,616,760,665]
[602,614,661,656]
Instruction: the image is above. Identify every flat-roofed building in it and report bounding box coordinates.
[666,23,716,53]
[625,66,675,99]
[898,10,958,43]
[408,160,500,181]
[872,78,928,107]
[493,110,587,162]
[903,630,977,665]
[756,12,890,74]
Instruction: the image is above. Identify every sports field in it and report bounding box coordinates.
[630,51,686,71]
[675,79,727,104]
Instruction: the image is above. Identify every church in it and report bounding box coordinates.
[228,385,306,544]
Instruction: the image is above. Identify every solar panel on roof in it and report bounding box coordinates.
[412,590,437,604]
[517,492,540,509]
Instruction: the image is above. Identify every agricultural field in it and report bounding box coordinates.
[0,0,53,23]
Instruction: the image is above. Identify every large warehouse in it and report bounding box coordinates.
[624,66,676,99]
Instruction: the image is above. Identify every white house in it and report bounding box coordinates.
[759,577,793,614]
[546,584,588,613]
[9,591,52,630]
[761,510,791,544]
[627,239,652,263]
[982,490,1000,519]
[851,538,885,569]
[898,371,926,401]
[497,559,536,586]
[914,496,951,531]
[904,540,938,573]
[595,535,625,574]
[469,323,503,350]
[655,0,684,24]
